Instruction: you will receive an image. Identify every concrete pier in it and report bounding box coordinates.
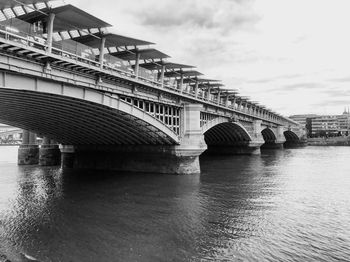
[18,130,39,165]
[60,145,75,168]
[39,137,61,166]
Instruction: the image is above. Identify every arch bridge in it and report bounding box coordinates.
[0,0,305,174]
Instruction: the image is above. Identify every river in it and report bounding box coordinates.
[0,146,349,262]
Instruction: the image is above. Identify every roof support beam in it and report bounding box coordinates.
[99,36,106,69]
[134,50,140,79]
[47,12,55,54]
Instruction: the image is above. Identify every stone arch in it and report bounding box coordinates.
[261,128,277,143]
[203,121,252,146]
[283,130,300,142]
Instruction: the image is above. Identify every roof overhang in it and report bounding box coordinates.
[16,4,111,32]
[110,48,170,61]
[70,33,153,48]
[138,61,194,71]
[164,70,202,78]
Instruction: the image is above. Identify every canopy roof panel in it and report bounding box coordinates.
[196,83,224,88]
[110,48,170,61]
[70,33,153,48]
[0,0,51,9]
[139,61,194,71]
[164,70,202,78]
[16,4,111,32]
[183,78,221,83]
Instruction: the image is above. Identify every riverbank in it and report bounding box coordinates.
[308,136,350,146]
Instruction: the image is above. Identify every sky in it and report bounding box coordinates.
[67,0,350,116]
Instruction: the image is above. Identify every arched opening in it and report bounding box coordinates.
[0,88,179,146]
[203,122,255,154]
[283,130,303,148]
[261,128,279,149]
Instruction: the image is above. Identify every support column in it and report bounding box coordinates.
[18,130,39,165]
[217,90,221,104]
[194,81,199,98]
[46,12,55,54]
[60,145,75,168]
[99,36,106,69]
[39,137,61,166]
[180,74,184,93]
[134,50,140,79]
[160,65,165,88]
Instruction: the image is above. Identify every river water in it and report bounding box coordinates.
[0,146,349,262]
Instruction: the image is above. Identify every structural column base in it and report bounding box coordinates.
[18,145,39,165]
[66,145,206,175]
[206,141,264,155]
[261,142,284,149]
[39,144,61,166]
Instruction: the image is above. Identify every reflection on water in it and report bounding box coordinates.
[0,146,350,261]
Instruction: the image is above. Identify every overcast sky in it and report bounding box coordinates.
[68,0,350,116]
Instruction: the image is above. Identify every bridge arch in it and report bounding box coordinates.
[0,86,180,145]
[261,127,277,143]
[202,119,252,146]
[283,130,300,142]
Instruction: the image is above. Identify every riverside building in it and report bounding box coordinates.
[290,109,350,137]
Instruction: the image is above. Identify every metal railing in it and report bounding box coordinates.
[0,18,297,126]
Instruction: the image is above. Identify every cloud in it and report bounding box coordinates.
[327,77,350,83]
[281,82,323,90]
[131,0,260,32]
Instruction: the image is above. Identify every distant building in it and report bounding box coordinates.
[289,114,318,128]
[290,109,350,137]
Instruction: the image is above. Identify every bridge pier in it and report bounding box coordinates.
[39,137,61,166]
[60,145,75,168]
[261,126,286,149]
[18,130,39,165]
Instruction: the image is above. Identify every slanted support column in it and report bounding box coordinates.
[39,137,61,166]
[46,12,55,54]
[160,65,165,88]
[18,130,39,165]
[99,36,106,69]
[134,50,140,78]
[60,145,75,168]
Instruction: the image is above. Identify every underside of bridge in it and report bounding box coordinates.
[203,122,263,155]
[0,88,207,174]
[0,89,177,145]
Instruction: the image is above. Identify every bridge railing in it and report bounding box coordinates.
[0,17,293,126]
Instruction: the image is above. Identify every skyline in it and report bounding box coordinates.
[67,0,350,116]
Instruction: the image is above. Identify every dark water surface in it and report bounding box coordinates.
[0,146,350,262]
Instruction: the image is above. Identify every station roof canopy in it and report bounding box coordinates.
[164,70,203,78]
[16,4,111,32]
[70,33,153,48]
[192,83,224,88]
[138,61,194,71]
[0,0,51,9]
[183,78,221,84]
[110,48,170,61]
